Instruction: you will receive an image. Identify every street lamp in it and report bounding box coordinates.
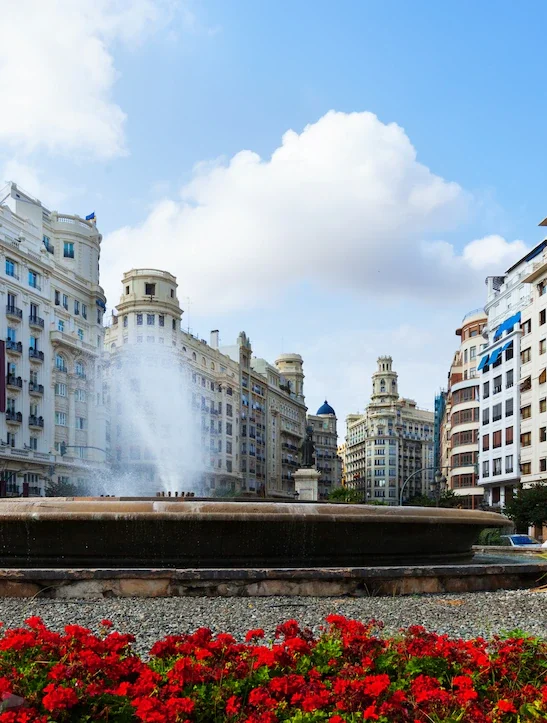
[430,471,447,506]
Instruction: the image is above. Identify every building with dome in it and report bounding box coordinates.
[345,357,434,504]
[307,400,341,498]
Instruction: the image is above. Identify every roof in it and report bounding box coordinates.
[316,400,335,416]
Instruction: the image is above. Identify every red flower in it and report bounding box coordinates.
[363,704,379,720]
[245,628,265,642]
[41,684,78,712]
[496,699,517,713]
[226,695,241,716]
[100,619,113,628]
[362,673,390,697]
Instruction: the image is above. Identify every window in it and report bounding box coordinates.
[55,383,67,397]
[74,300,80,315]
[159,315,164,327]
[28,270,39,289]
[464,349,468,364]
[521,405,532,419]
[506,369,514,388]
[145,283,156,296]
[482,460,490,478]
[75,389,86,402]
[55,354,67,372]
[54,290,60,306]
[147,314,155,326]
[521,462,532,475]
[227,404,233,417]
[493,403,502,421]
[55,412,67,426]
[125,286,130,295]
[5,259,16,278]
[172,319,176,330]
[541,309,546,325]
[506,343,514,361]
[521,347,531,364]
[493,430,502,448]
[57,320,64,332]
[76,417,86,430]
[493,458,502,476]
[493,375,502,394]
[482,434,490,451]
[483,381,490,399]
[541,340,547,355]
[170,289,175,298]
[82,304,87,319]
[541,369,547,385]
[29,437,38,451]
[506,426,514,445]
[77,329,84,341]
[147,336,154,344]
[506,398,514,417]
[541,427,547,443]
[470,329,478,337]
[137,314,143,326]
[62,294,68,310]
[63,242,74,258]
[522,319,532,335]
[506,455,514,474]
[541,283,547,296]
[521,432,532,447]
[226,460,232,473]
[226,422,232,436]
[541,398,547,413]
[123,316,128,328]
[6,327,16,342]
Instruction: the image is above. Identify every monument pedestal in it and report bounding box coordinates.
[293,468,321,501]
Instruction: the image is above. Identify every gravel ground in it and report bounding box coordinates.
[0,591,546,655]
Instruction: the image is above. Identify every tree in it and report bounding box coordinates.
[405,490,460,508]
[328,487,363,503]
[503,484,547,533]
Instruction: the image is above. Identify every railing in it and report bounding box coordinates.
[29,315,44,328]
[28,415,44,428]
[28,383,44,395]
[5,411,22,423]
[6,340,22,353]
[29,349,44,361]
[462,308,485,322]
[28,281,41,291]
[5,271,19,280]
[6,305,22,319]
[6,375,22,389]
[56,215,93,230]
[55,365,67,373]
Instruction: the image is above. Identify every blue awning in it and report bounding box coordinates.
[494,311,522,341]
[488,347,502,365]
[502,340,513,353]
[477,355,490,371]
[96,299,106,310]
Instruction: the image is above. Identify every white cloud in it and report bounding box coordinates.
[462,234,528,270]
[0,0,174,159]
[1,159,68,208]
[102,110,526,312]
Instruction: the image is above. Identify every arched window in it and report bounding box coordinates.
[202,356,206,366]
[75,361,85,378]
[192,352,196,361]
[182,346,187,352]
[211,362,215,371]
[55,354,67,372]
[110,342,116,349]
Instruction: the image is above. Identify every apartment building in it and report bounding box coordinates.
[345,356,434,504]
[440,310,487,508]
[104,269,241,495]
[0,182,107,496]
[337,442,347,488]
[477,242,547,506]
[307,401,340,499]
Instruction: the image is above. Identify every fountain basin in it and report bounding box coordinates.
[0,498,509,568]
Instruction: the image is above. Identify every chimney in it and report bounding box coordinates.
[210,330,219,349]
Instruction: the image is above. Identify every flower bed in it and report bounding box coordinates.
[0,615,545,721]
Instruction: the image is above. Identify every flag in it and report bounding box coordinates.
[85,212,95,221]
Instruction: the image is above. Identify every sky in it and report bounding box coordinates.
[1,0,546,427]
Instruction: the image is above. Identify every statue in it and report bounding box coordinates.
[299,426,316,469]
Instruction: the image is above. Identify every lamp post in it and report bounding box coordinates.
[430,471,448,507]
[399,467,449,507]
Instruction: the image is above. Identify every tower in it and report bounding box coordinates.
[371,356,399,403]
[275,353,304,402]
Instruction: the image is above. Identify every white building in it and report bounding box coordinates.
[477,242,547,506]
[307,401,340,499]
[0,182,107,496]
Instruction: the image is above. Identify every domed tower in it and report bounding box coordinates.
[371,356,399,403]
[275,353,304,402]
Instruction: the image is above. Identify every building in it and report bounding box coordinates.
[345,356,434,504]
[105,268,307,498]
[307,401,340,499]
[0,182,107,496]
[337,441,347,487]
[440,310,487,508]
[477,241,547,507]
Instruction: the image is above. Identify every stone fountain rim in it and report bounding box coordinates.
[0,498,510,526]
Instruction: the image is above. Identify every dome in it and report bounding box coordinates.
[316,400,335,416]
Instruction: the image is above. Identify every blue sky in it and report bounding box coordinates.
[1,0,546,426]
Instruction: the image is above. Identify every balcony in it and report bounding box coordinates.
[5,410,22,424]
[5,340,22,355]
[6,305,22,320]
[29,315,44,329]
[29,349,44,362]
[28,415,44,429]
[29,382,44,396]
[6,375,22,390]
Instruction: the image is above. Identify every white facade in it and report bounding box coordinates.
[477,243,547,506]
[0,183,107,496]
